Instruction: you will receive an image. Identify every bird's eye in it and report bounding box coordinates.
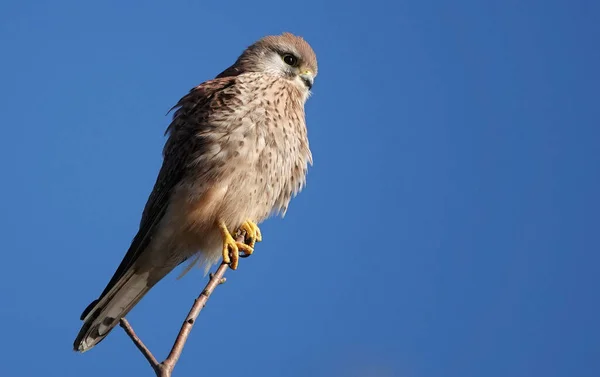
[283,54,298,66]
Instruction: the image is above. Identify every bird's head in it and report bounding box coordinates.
[218,33,318,97]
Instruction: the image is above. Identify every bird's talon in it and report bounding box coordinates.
[219,221,237,269]
[218,220,260,269]
[240,220,262,248]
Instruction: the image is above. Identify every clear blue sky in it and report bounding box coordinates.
[1,1,598,376]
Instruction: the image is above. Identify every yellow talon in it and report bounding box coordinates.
[240,220,262,248]
[218,220,253,270]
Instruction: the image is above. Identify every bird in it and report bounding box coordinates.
[74,32,317,352]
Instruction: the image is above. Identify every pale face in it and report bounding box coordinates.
[258,47,315,100]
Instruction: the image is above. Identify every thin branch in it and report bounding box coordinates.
[119,318,160,374]
[162,262,229,374]
[119,233,244,377]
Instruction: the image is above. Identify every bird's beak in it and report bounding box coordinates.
[299,70,314,90]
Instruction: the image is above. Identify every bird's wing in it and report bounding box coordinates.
[82,77,237,318]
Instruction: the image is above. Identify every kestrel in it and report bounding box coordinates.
[74,33,317,352]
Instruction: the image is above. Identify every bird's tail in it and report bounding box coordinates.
[73,268,161,352]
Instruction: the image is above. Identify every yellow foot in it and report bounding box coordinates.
[218,220,253,270]
[240,220,262,248]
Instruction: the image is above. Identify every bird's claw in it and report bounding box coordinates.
[240,220,262,248]
[218,220,253,270]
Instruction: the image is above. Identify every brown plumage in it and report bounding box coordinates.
[74,33,318,352]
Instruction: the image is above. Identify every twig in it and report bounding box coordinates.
[119,318,160,374]
[119,233,243,376]
[161,262,229,374]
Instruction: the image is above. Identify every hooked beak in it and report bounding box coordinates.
[299,71,314,90]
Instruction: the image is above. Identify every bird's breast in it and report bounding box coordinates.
[206,76,311,226]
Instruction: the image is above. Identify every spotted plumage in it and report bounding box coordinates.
[74,33,317,352]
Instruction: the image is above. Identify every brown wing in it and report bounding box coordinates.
[80,77,237,319]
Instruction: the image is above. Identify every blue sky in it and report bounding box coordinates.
[1,0,598,376]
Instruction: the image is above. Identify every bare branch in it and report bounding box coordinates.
[162,261,229,374]
[119,318,160,374]
[119,233,245,376]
